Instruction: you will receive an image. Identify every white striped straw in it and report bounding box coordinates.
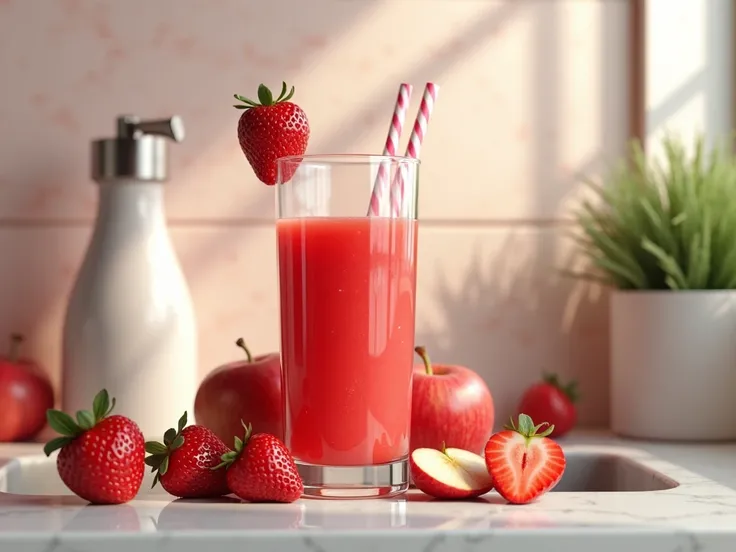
[390,82,439,217]
[367,83,413,216]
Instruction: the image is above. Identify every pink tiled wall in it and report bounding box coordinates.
[0,0,629,428]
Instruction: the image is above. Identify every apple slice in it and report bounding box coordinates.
[410,445,494,499]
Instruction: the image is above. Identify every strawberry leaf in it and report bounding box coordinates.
[75,410,95,431]
[517,414,534,435]
[257,84,273,106]
[504,415,518,432]
[536,424,555,438]
[47,410,82,437]
[43,436,72,457]
[233,94,257,106]
[145,455,164,469]
[177,412,187,433]
[211,450,238,471]
[211,460,228,471]
[160,456,170,476]
[151,472,160,489]
[92,389,110,421]
[163,428,176,446]
[275,81,288,102]
[170,435,185,450]
[145,441,168,455]
[281,85,295,103]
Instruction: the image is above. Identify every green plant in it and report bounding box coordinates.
[570,134,736,290]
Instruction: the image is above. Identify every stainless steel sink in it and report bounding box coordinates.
[0,450,679,498]
[553,451,679,492]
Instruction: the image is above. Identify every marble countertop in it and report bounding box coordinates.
[1,431,736,552]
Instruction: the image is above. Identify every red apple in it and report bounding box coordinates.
[411,346,494,455]
[194,338,283,443]
[0,333,55,442]
[410,445,494,499]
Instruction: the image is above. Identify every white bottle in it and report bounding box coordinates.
[62,115,197,439]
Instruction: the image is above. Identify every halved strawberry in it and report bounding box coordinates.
[484,413,566,504]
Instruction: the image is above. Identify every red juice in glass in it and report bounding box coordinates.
[276,155,419,499]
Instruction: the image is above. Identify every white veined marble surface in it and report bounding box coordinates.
[1,431,736,552]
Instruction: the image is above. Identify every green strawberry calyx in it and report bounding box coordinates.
[504,413,555,445]
[542,372,580,403]
[43,389,116,456]
[212,420,253,470]
[144,411,188,488]
[233,81,296,110]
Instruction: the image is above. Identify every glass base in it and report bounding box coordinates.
[296,457,409,499]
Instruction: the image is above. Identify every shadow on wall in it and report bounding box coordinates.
[415,229,610,431]
[416,1,617,428]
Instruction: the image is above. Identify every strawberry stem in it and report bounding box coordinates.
[414,346,433,376]
[7,333,23,362]
[235,338,253,363]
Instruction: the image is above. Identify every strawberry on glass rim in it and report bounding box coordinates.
[233,81,310,185]
[484,413,566,505]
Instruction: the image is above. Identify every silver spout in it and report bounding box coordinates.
[92,114,186,183]
[116,115,185,142]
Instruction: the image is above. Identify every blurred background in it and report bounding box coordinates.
[0,0,732,427]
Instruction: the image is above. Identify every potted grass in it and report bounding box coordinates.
[571,134,736,441]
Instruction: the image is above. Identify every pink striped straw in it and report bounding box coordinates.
[390,82,440,216]
[367,83,413,217]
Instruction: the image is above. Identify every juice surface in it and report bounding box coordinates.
[277,216,418,466]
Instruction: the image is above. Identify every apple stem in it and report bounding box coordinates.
[235,338,253,363]
[414,346,433,376]
[7,333,23,362]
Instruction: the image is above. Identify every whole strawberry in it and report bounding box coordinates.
[44,389,144,505]
[233,81,310,185]
[517,373,578,438]
[215,421,303,503]
[144,411,230,498]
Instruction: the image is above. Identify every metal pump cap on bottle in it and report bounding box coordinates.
[91,115,185,183]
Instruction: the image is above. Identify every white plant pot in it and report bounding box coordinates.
[611,290,736,440]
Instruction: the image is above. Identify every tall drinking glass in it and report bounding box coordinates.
[276,154,419,499]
